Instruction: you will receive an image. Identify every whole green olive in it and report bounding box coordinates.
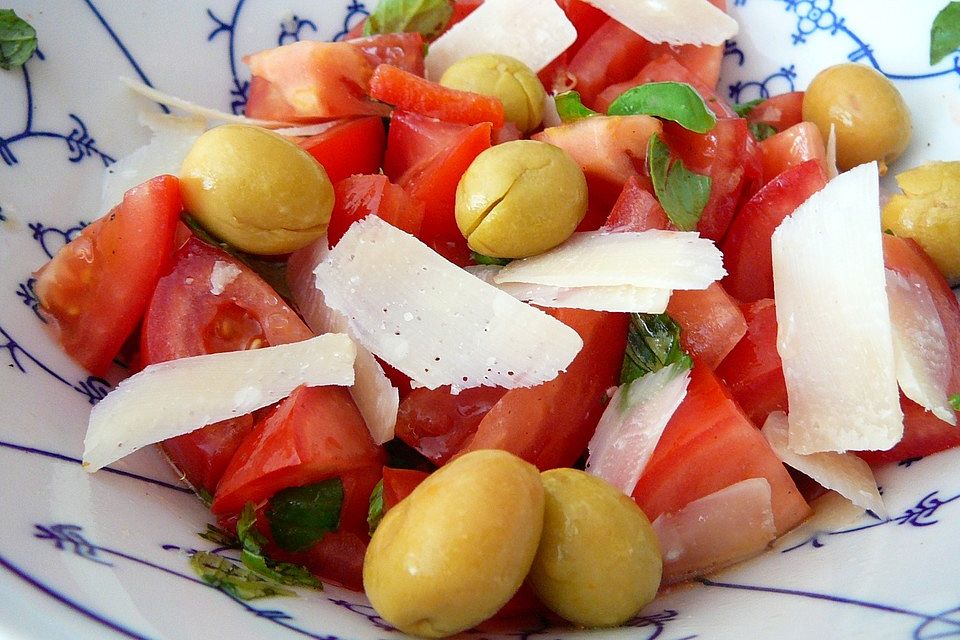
[440,54,547,133]
[179,124,333,255]
[802,63,911,173]
[455,140,587,258]
[530,469,662,628]
[363,450,545,638]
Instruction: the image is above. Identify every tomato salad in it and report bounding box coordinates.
[29,0,960,636]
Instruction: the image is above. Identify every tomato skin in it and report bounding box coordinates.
[632,360,810,535]
[33,175,182,375]
[720,159,828,303]
[746,91,804,132]
[564,18,650,106]
[759,121,826,184]
[666,282,747,370]
[159,415,255,496]
[601,175,671,232]
[348,32,426,76]
[326,174,425,247]
[212,385,385,516]
[369,63,505,128]
[382,466,430,510]
[297,117,386,185]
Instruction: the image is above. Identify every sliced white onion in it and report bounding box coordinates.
[886,269,956,425]
[582,0,738,46]
[425,0,577,80]
[652,478,776,586]
[771,162,903,453]
[762,411,887,518]
[83,334,356,472]
[585,363,690,496]
[287,238,399,445]
[313,217,582,392]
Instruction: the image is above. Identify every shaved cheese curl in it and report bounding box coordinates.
[771,162,903,453]
[313,217,582,392]
[83,334,356,471]
[582,0,738,46]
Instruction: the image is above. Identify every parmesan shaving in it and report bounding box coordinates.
[582,0,738,46]
[762,412,887,518]
[425,0,577,80]
[313,217,582,392]
[826,123,839,179]
[287,238,399,445]
[209,260,241,295]
[495,230,724,290]
[771,162,903,453]
[83,334,356,472]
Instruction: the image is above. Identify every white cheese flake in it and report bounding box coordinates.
[425,0,577,80]
[582,0,738,46]
[209,260,242,295]
[771,162,903,453]
[121,77,288,127]
[313,217,582,392]
[83,334,356,471]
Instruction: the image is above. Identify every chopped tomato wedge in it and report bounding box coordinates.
[632,360,810,535]
[369,63,505,128]
[721,159,829,302]
[745,91,804,132]
[297,116,386,185]
[348,32,426,76]
[667,283,747,369]
[383,109,470,182]
[160,415,255,497]
[382,466,429,510]
[759,121,827,184]
[327,174,425,247]
[601,175,671,232]
[33,175,182,375]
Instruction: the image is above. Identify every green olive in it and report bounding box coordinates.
[363,450,545,638]
[179,124,333,255]
[802,63,911,173]
[440,54,546,133]
[882,161,960,285]
[455,140,587,258]
[530,469,662,628]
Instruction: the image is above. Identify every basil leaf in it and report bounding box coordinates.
[950,393,960,411]
[554,91,600,123]
[198,524,240,549]
[363,0,453,40]
[749,121,778,141]
[931,2,960,64]
[191,551,297,600]
[367,479,385,536]
[732,98,763,118]
[621,313,693,385]
[267,479,344,552]
[471,251,512,266]
[647,133,711,232]
[0,9,37,70]
[236,503,322,589]
[608,82,717,133]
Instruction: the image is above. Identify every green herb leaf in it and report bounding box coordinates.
[931,2,960,64]
[191,551,296,600]
[471,251,512,266]
[647,133,712,232]
[749,121,778,141]
[363,0,453,40]
[267,479,344,552]
[198,524,240,549]
[0,10,37,71]
[608,82,717,133]
[554,91,600,123]
[732,98,763,118]
[237,503,322,589]
[950,393,960,411]
[621,313,693,384]
[367,479,385,536]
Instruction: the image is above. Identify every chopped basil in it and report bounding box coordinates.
[267,479,344,552]
[554,91,600,123]
[732,98,764,118]
[191,551,297,600]
[749,121,778,141]
[237,503,321,589]
[621,313,692,385]
[363,0,453,40]
[931,2,960,64]
[198,524,240,549]
[647,133,711,232]
[471,251,512,266]
[950,393,960,411]
[0,9,36,70]
[608,82,717,133]
[367,478,385,536]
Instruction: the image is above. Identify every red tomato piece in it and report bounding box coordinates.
[244,41,389,121]
[745,91,804,132]
[759,121,827,184]
[297,117,386,185]
[160,415,255,497]
[212,385,385,516]
[460,309,630,470]
[564,18,650,106]
[667,282,747,370]
[369,63,505,128]
[33,175,182,375]
[327,174,425,247]
[715,299,788,427]
[601,175,671,232]
[382,467,430,510]
[721,159,828,302]
[383,109,470,182]
[348,32,426,76]
[632,360,810,535]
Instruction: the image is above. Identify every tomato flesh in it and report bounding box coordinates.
[297,116,386,185]
[667,282,747,370]
[327,174,425,247]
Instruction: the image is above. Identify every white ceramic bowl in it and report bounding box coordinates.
[2,1,959,638]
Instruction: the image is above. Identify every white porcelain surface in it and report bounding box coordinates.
[2,1,959,639]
